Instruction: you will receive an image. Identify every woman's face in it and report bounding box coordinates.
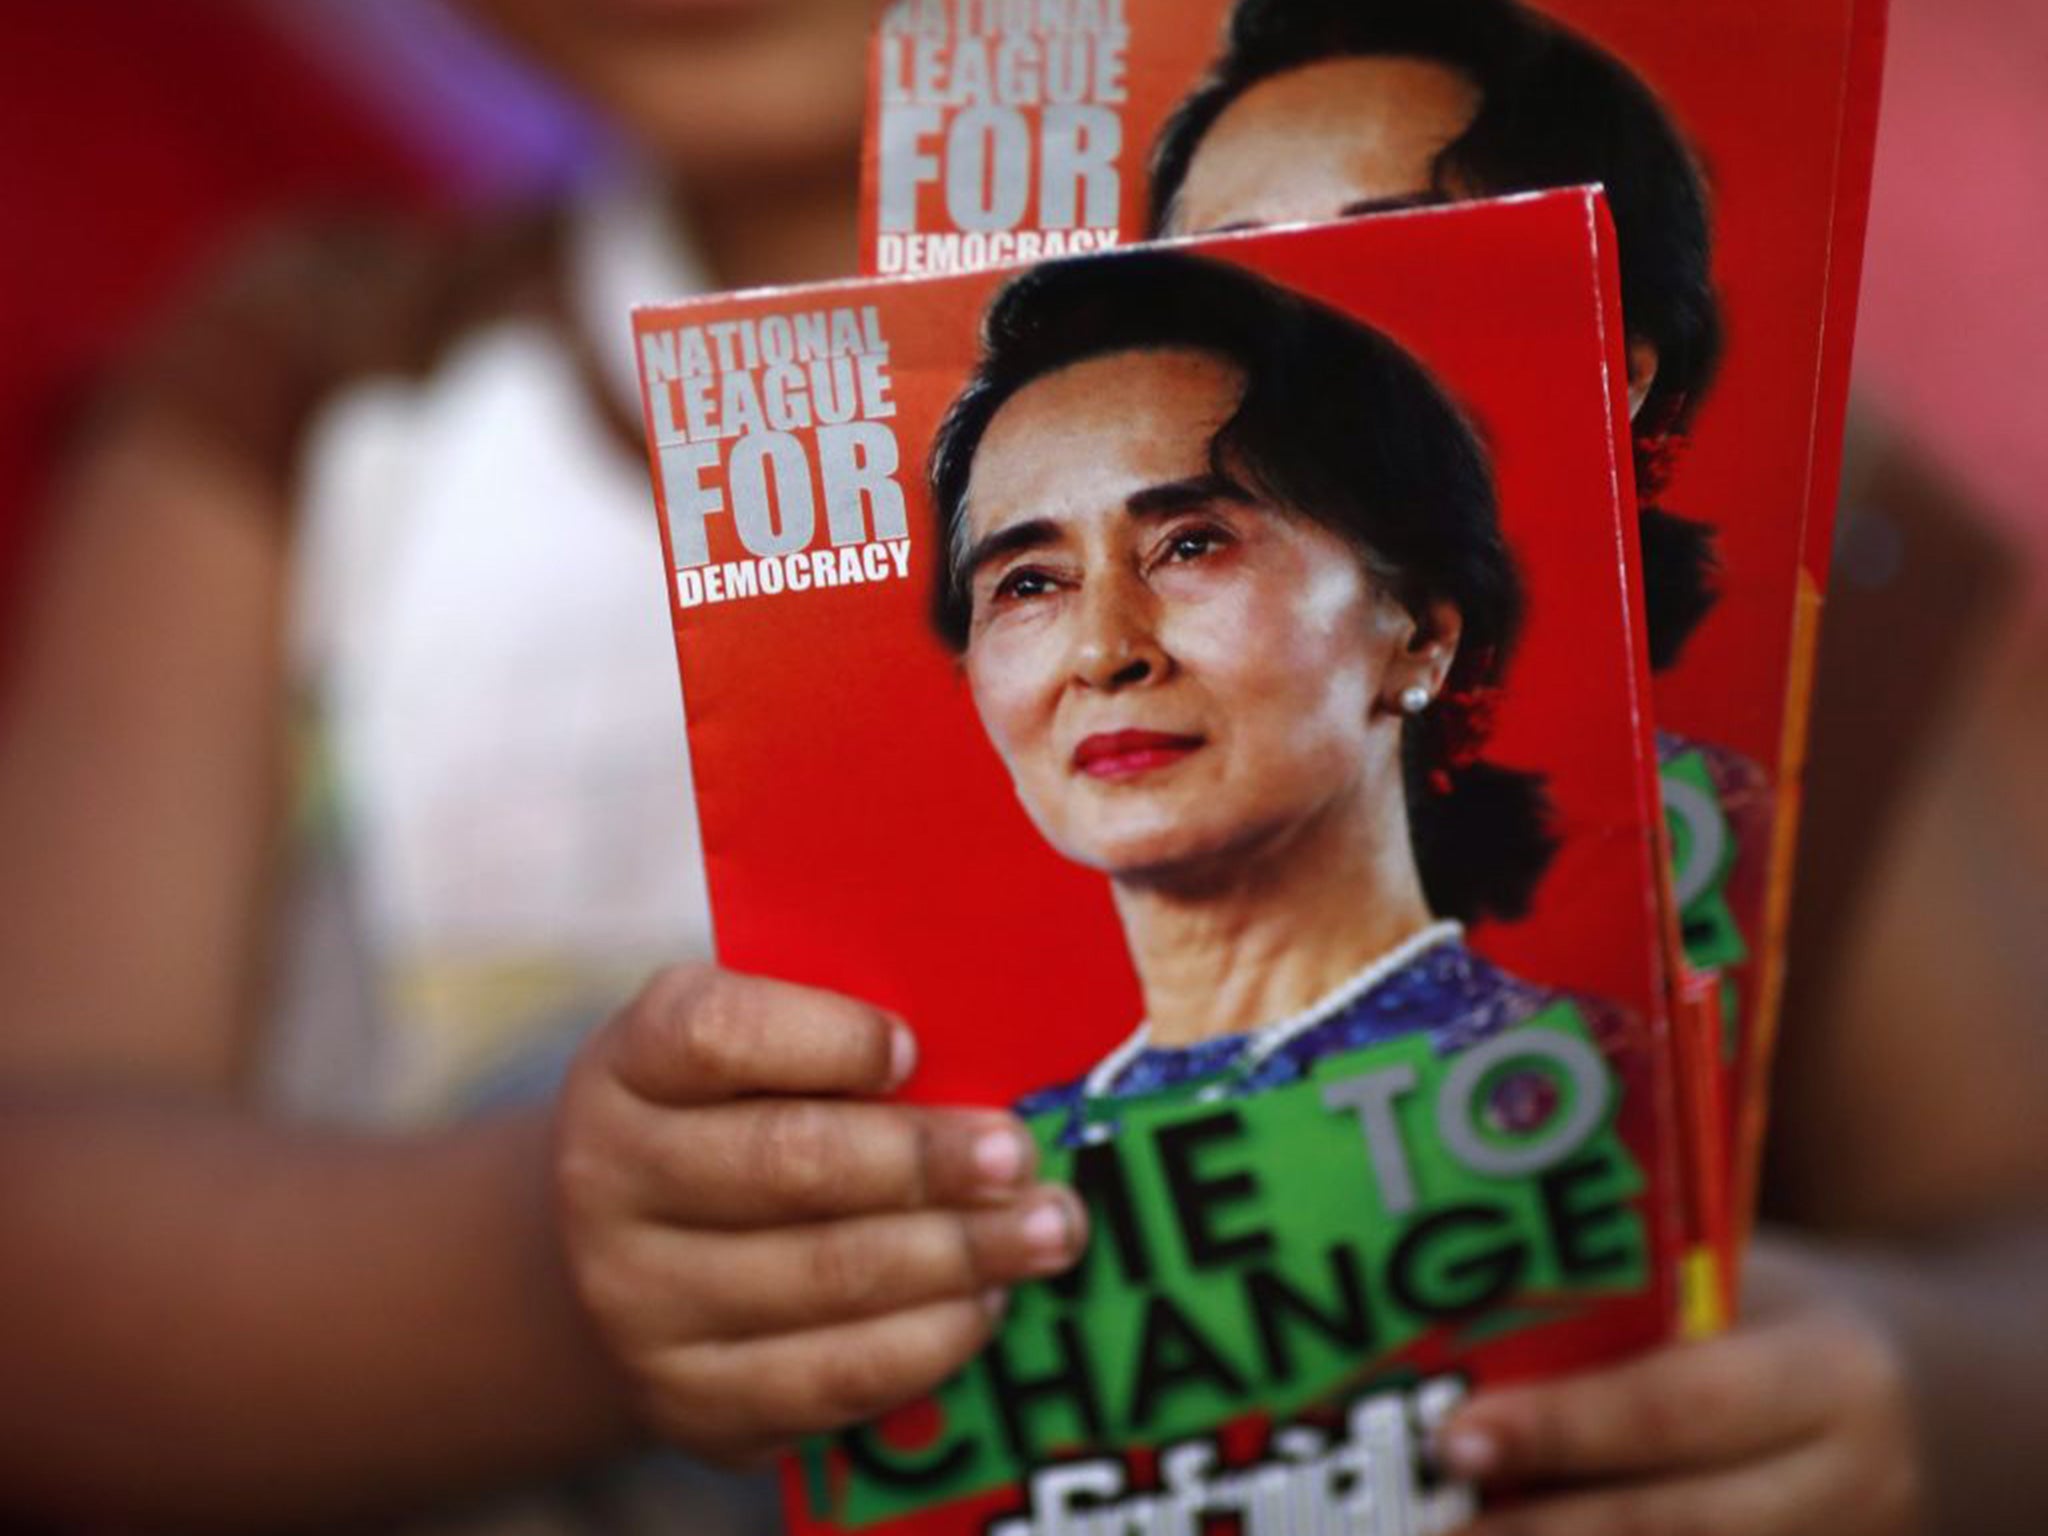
[959,347,1433,886]
[454,0,875,182]
[1165,56,1482,235]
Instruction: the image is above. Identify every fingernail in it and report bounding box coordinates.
[982,1287,1011,1320]
[887,1022,918,1090]
[1020,1195,1079,1268]
[973,1126,1029,1189]
[1438,1427,1501,1479]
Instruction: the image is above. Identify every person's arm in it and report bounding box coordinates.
[0,1098,632,1529]
[0,426,284,1089]
[0,419,633,1527]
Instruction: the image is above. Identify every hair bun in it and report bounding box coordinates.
[1638,504,1720,671]
[1407,760,1560,924]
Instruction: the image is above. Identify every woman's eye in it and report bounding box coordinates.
[1163,525,1230,562]
[992,566,1056,601]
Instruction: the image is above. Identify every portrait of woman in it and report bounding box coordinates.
[1147,0,1767,1029]
[925,249,1631,1147]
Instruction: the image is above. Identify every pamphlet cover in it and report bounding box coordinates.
[861,0,1889,1256]
[634,190,1681,1535]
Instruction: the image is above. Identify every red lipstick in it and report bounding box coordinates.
[1072,730,1204,780]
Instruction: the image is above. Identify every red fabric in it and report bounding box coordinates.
[0,0,438,622]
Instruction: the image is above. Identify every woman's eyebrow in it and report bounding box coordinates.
[1337,191,1448,219]
[959,475,1253,583]
[1126,473,1257,517]
[962,517,1060,582]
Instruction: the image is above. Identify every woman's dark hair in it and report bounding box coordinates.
[929,249,1558,925]
[1150,0,1724,668]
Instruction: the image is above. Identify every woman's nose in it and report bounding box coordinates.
[1071,572,1168,690]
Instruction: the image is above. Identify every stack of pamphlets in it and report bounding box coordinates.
[629,3,1886,1530]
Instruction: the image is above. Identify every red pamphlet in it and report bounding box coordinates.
[634,192,1681,1536]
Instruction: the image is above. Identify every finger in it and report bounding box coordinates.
[608,967,915,1104]
[1465,1440,1853,1536]
[624,1102,1041,1225]
[619,1186,1087,1341]
[1440,1322,1845,1483]
[1738,1239,1818,1322]
[655,1294,1005,1455]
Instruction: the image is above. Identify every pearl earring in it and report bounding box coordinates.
[1399,685,1433,716]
